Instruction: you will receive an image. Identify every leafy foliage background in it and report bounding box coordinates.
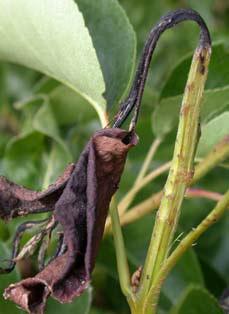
[0,0,228,313]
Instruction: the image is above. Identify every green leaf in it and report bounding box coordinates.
[153,96,181,137]
[32,100,72,160]
[97,237,118,279]
[0,63,40,104]
[170,285,223,314]
[89,309,114,314]
[92,264,129,314]
[162,249,204,304]
[153,86,229,137]
[199,257,226,298]
[3,99,72,189]
[210,217,229,283]
[0,133,11,157]
[161,43,229,98]
[197,111,229,157]
[0,220,10,241]
[76,0,136,108]
[3,131,45,188]
[0,0,106,117]
[49,85,98,126]
[197,213,229,283]
[152,42,229,137]
[33,77,60,95]
[119,0,203,91]
[41,143,71,190]
[46,288,92,314]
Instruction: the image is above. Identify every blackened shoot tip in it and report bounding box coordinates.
[112,8,211,130]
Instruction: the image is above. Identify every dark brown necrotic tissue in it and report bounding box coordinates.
[3,128,137,314]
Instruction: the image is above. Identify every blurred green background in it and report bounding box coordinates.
[0,0,228,313]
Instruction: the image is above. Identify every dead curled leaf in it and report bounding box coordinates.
[0,163,75,220]
[3,128,137,313]
[4,253,85,314]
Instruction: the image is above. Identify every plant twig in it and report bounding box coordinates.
[104,133,228,233]
[119,161,171,215]
[136,138,162,184]
[144,189,229,313]
[118,188,223,229]
[138,42,211,302]
[112,9,211,129]
[192,135,229,184]
[111,8,212,314]
[113,134,229,231]
[109,198,133,300]
[120,137,162,215]
[185,188,222,201]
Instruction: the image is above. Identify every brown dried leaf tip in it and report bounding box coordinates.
[3,128,137,313]
[0,163,75,220]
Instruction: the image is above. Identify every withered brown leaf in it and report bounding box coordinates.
[0,163,75,220]
[4,128,137,313]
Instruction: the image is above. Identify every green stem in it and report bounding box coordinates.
[105,161,170,233]
[136,138,162,184]
[109,199,134,303]
[118,188,223,228]
[118,191,163,228]
[144,189,229,313]
[114,138,229,229]
[138,45,211,304]
[192,135,229,184]
[119,161,171,215]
